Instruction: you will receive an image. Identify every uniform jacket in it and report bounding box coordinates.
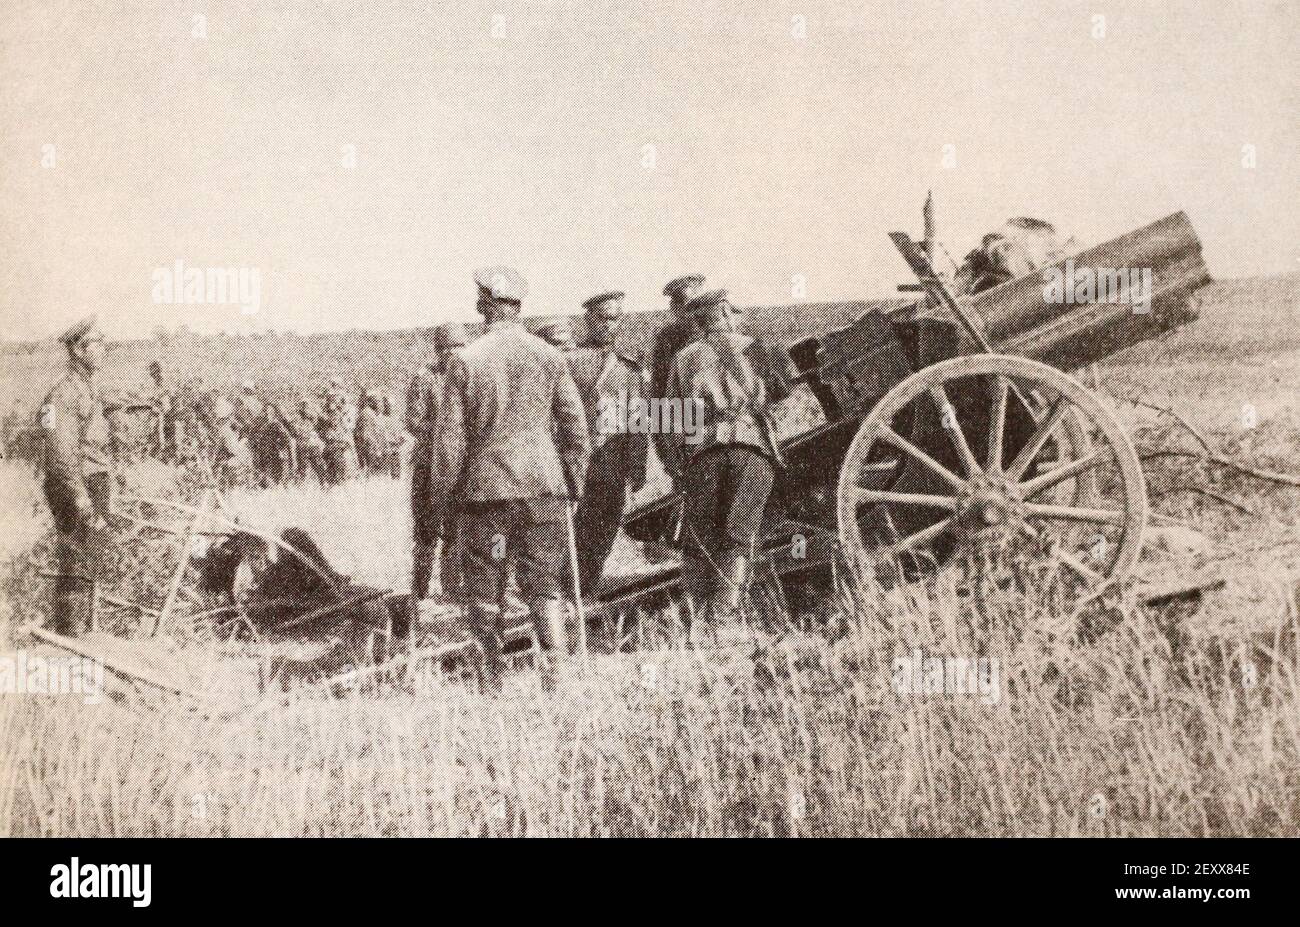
[432,320,590,505]
[650,316,697,402]
[290,413,325,451]
[567,342,648,491]
[354,405,382,452]
[39,364,110,500]
[665,327,794,472]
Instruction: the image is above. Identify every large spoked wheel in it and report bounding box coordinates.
[836,354,1146,594]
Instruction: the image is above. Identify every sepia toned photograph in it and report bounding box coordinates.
[0,0,1296,877]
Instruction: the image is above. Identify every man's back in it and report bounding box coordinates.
[668,328,793,465]
[437,321,589,502]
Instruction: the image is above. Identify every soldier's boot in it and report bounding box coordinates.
[531,597,569,693]
[429,538,448,598]
[60,577,95,637]
[411,543,435,599]
[468,602,505,695]
[720,553,751,622]
[49,573,77,637]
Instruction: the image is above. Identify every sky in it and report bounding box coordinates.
[1,0,1296,340]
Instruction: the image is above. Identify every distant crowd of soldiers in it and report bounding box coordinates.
[92,364,410,489]
[34,268,796,693]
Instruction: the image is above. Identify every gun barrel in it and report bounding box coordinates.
[972,211,1210,371]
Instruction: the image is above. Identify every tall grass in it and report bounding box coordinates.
[2,465,1297,836]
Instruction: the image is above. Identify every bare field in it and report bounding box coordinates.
[2,274,1299,837]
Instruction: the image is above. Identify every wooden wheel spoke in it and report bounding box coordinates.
[847,488,959,511]
[928,383,982,477]
[886,518,953,558]
[1006,394,1070,481]
[877,425,967,491]
[1019,449,1107,498]
[987,374,1009,473]
[1024,502,1125,526]
[1018,522,1108,585]
[1057,549,1107,586]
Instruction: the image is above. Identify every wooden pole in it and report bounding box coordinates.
[146,489,212,639]
[264,587,390,635]
[564,499,589,670]
[18,624,202,700]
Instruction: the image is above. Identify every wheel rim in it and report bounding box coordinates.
[836,354,1146,592]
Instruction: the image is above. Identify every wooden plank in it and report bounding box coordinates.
[17,624,202,700]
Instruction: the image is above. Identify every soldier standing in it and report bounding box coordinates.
[378,394,403,478]
[211,397,251,490]
[430,268,590,691]
[147,360,175,461]
[665,289,795,633]
[234,380,263,437]
[38,315,112,637]
[568,292,648,595]
[290,399,327,484]
[321,379,358,483]
[355,392,384,475]
[249,402,293,486]
[649,274,705,483]
[408,322,468,599]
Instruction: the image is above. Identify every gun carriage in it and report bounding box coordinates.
[608,211,1212,614]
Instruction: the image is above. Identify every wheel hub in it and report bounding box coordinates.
[956,477,1024,541]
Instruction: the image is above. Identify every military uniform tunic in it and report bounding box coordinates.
[39,363,112,634]
[566,342,648,592]
[665,328,794,573]
[648,315,697,478]
[431,319,590,613]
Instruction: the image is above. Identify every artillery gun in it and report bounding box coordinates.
[606,211,1212,616]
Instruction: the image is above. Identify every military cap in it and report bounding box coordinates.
[582,291,625,317]
[534,317,575,346]
[213,397,234,420]
[473,266,528,305]
[434,321,469,349]
[240,379,256,392]
[663,274,705,300]
[58,314,101,347]
[684,288,734,319]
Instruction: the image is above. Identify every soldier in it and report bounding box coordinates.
[354,392,385,475]
[665,289,795,634]
[430,267,590,691]
[649,274,706,483]
[408,322,468,600]
[321,379,358,484]
[234,380,263,437]
[379,394,404,478]
[211,397,251,490]
[146,360,176,461]
[102,392,135,465]
[290,398,327,484]
[535,317,576,351]
[249,402,293,486]
[38,315,112,637]
[567,291,648,595]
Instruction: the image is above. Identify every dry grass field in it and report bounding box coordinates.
[2,274,1299,837]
